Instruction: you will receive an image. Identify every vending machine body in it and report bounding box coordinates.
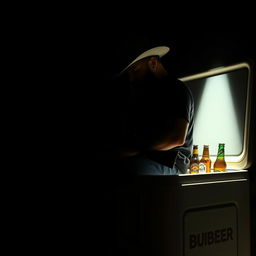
[131,170,250,256]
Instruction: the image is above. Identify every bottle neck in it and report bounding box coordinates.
[202,147,209,157]
[193,148,199,157]
[217,147,225,159]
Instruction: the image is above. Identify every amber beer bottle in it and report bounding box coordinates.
[213,143,227,172]
[199,145,211,173]
[189,145,199,174]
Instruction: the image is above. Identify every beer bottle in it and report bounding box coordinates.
[199,145,211,173]
[213,143,227,172]
[189,145,199,174]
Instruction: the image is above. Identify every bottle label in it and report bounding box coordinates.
[199,163,206,173]
[217,149,225,158]
[190,163,199,173]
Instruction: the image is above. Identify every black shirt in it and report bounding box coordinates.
[143,76,194,171]
[103,74,194,173]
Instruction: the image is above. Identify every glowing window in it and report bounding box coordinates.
[180,63,252,169]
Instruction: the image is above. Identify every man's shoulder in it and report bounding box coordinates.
[164,76,191,94]
[176,79,194,100]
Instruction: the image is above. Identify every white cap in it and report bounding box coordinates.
[119,46,170,75]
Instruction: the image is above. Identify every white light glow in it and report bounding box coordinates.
[193,74,242,157]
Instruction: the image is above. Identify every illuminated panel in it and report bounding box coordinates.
[192,73,242,156]
[180,63,252,169]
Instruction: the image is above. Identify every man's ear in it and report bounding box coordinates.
[148,57,158,72]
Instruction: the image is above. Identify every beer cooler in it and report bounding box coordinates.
[116,62,254,256]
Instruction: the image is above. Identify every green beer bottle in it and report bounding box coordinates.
[213,143,227,172]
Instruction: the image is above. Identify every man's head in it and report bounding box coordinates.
[126,56,168,82]
[120,46,170,80]
[119,46,170,81]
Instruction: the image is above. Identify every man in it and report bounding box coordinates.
[106,45,194,175]
[95,44,195,256]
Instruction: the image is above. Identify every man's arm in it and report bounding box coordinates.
[117,116,189,158]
